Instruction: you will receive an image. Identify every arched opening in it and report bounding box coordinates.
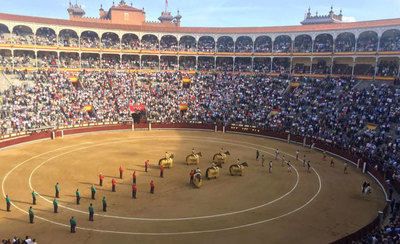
[141,34,159,50]
[335,32,356,52]
[217,36,234,52]
[160,56,178,70]
[314,33,333,53]
[12,25,34,45]
[354,57,375,76]
[235,57,252,72]
[0,24,11,44]
[293,35,312,53]
[160,35,178,51]
[198,56,215,71]
[122,34,140,50]
[273,35,292,53]
[37,51,58,68]
[253,57,271,72]
[357,31,378,52]
[81,53,100,68]
[198,36,215,53]
[179,36,197,52]
[254,36,272,53]
[333,58,353,75]
[0,49,12,68]
[80,31,100,48]
[36,27,57,46]
[101,32,120,49]
[272,57,290,72]
[141,55,159,69]
[312,58,331,74]
[216,57,233,71]
[380,29,400,52]
[377,57,399,77]
[60,52,80,68]
[292,58,311,74]
[101,54,120,69]
[235,36,253,53]
[121,55,140,69]
[59,29,79,47]
[14,50,36,67]
[179,56,196,70]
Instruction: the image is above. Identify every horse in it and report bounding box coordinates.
[186,152,202,165]
[159,154,174,168]
[206,164,221,179]
[212,151,230,167]
[192,172,203,188]
[229,162,248,176]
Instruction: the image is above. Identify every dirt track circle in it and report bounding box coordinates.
[0,130,386,243]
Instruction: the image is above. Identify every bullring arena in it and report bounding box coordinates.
[0,124,387,243]
[0,0,399,243]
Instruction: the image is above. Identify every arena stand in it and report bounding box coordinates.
[0,121,391,243]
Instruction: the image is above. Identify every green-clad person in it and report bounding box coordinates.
[55,182,60,198]
[28,206,34,223]
[53,198,59,213]
[90,185,96,200]
[75,189,81,205]
[102,196,107,212]
[5,194,11,212]
[31,190,38,205]
[70,216,77,233]
[88,203,94,221]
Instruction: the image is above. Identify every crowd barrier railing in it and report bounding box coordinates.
[0,122,390,243]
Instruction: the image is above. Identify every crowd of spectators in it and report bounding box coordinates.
[1,70,400,242]
[80,33,100,48]
[198,38,215,52]
[0,52,399,78]
[380,34,400,52]
[2,30,400,56]
[36,28,56,46]
[235,38,253,53]
[1,236,37,244]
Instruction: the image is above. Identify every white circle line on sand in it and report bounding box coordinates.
[1,133,322,235]
[27,136,301,221]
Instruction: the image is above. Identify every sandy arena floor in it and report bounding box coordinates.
[0,130,386,243]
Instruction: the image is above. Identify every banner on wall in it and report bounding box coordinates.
[182,77,191,84]
[83,105,93,112]
[366,123,378,131]
[129,100,146,113]
[179,103,188,111]
[69,76,79,83]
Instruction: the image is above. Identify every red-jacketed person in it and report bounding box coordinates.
[119,166,124,179]
[132,184,137,199]
[111,179,117,192]
[99,173,105,187]
[150,180,155,194]
[160,165,164,178]
[132,171,136,184]
[144,160,149,172]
